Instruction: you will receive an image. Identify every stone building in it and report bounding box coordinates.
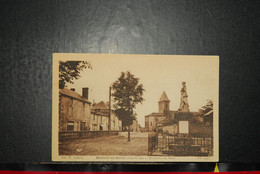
[110,110,122,131]
[59,88,91,132]
[59,88,122,132]
[145,91,176,131]
[91,101,122,131]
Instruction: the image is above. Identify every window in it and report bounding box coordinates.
[150,122,152,126]
[67,121,74,131]
[93,115,95,120]
[179,121,189,133]
[80,122,86,131]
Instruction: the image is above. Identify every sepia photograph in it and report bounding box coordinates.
[52,54,219,162]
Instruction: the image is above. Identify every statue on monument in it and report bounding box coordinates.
[178,81,190,112]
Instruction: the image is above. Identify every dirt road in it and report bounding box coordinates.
[59,132,148,156]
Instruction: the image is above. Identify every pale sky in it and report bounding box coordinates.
[66,54,219,127]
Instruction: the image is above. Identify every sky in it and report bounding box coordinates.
[66,54,219,127]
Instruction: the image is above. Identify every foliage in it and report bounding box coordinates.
[200,100,213,125]
[59,61,92,89]
[201,100,213,114]
[112,71,145,127]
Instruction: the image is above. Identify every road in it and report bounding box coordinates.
[59,132,148,156]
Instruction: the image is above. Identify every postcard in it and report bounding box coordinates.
[52,54,219,162]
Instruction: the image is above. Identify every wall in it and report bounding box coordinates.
[162,124,178,135]
[90,111,122,131]
[90,114,98,131]
[158,101,169,113]
[111,113,122,131]
[190,124,213,136]
[145,114,166,131]
[59,95,91,132]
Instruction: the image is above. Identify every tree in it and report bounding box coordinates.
[59,61,92,89]
[112,71,145,141]
[201,100,213,125]
[201,100,213,114]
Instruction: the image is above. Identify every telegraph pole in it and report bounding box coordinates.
[108,86,111,131]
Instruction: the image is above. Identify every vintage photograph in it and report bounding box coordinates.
[52,54,219,162]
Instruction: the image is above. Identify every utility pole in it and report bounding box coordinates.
[108,86,111,131]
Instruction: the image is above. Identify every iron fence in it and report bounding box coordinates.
[148,132,157,155]
[148,131,213,156]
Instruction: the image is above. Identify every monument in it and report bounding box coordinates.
[175,81,192,134]
[178,81,190,112]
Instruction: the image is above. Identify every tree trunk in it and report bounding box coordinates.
[128,125,131,142]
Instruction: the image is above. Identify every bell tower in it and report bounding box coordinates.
[158,91,170,113]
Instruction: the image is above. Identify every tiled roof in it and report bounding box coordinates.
[145,113,165,117]
[159,91,170,102]
[59,88,90,103]
[92,101,109,109]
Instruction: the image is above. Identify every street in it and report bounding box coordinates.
[59,132,148,156]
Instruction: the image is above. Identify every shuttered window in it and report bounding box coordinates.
[67,121,74,131]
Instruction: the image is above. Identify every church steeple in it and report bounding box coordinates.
[158,91,170,113]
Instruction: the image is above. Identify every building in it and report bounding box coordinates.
[145,91,176,131]
[110,109,122,131]
[59,88,122,133]
[59,88,91,132]
[90,101,122,131]
[130,119,140,132]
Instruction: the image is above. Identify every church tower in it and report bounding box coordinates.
[158,91,170,113]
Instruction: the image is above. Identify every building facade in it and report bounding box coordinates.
[90,101,122,131]
[59,88,122,132]
[145,91,175,131]
[59,88,91,132]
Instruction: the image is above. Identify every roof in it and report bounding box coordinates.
[92,101,109,109]
[145,113,165,117]
[59,88,91,104]
[92,111,108,116]
[159,91,170,102]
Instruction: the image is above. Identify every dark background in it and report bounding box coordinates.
[0,0,259,171]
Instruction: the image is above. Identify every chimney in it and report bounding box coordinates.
[70,88,75,91]
[82,88,89,99]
